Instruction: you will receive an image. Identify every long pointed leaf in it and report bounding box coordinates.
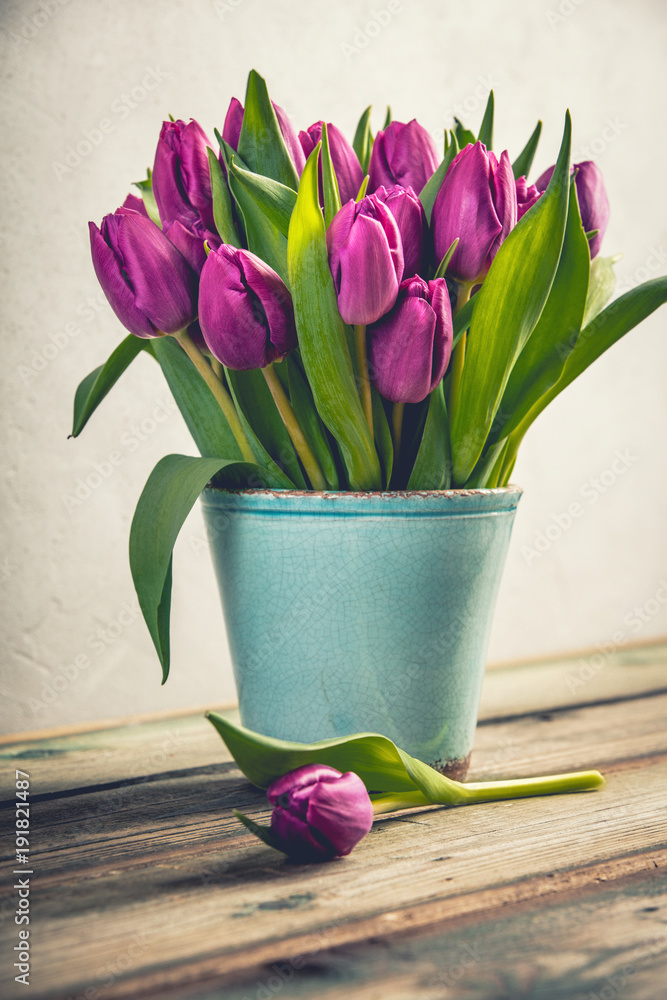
[237,69,300,191]
[477,91,494,149]
[228,158,296,238]
[371,387,393,488]
[321,122,342,228]
[287,145,381,489]
[223,370,298,488]
[582,254,618,327]
[419,131,458,224]
[407,382,450,489]
[450,111,572,484]
[512,120,543,180]
[72,335,148,436]
[287,356,340,488]
[130,455,288,680]
[352,106,373,174]
[207,148,239,246]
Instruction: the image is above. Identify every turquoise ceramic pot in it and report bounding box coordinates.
[201,487,522,776]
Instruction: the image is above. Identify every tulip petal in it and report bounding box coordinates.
[222,96,244,151]
[369,296,436,403]
[333,212,401,324]
[306,772,374,856]
[89,222,156,338]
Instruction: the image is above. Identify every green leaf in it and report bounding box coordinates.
[453,117,476,149]
[224,367,306,487]
[512,120,543,180]
[451,293,475,349]
[228,157,296,238]
[237,69,300,191]
[147,337,243,459]
[382,106,392,130]
[71,335,148,437]
[133,170,161,226]
[419,131,458,224]
[287,357,340,488]
[355,175,369,201]
[233,810,286,853]
[582,254,618,327]
[287,145,382,490]
[490,176,590,443]
[320,123,342,229]
[477,91,494,149]
[371,387,393,488]
[450,111,572,485]
[434,238,460,280]
[130,455,287,680]
[352,105,373,174]
[207,148,239,246]
[407,382,451,489]
[223,369,298,488]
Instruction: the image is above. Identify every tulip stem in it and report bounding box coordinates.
[261,364,328,491]
[174,330,255,464]
[447,282,474,418]
[354,324,374,439]
[392,402,404,464]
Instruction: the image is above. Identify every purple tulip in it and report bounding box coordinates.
[299,121,364,205]
[515,176,542,220]
[373,185,427,279]
[431,142,517,284]
[120,193,148,217]
[222,95,306,176]
[198,245,297,370]
[327,193,404,325]
[267,764,374,861]
[535,160,609,258]
[368,276,453,404]
[163,220,209,275]
[89,211,198,338]
[152,119,217,237]
[368,119,439,195]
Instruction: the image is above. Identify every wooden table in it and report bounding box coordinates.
[1,642,666,1000]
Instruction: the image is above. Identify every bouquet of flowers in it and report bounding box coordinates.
[74,69,666,679]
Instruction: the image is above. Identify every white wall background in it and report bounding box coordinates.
[1,0,665,736]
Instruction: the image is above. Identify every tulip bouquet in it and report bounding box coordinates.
[73,69,666,679]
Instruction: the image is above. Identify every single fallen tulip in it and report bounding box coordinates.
[299,120,364,205]
[373,184,428,279]
[431,141,517,284]
[198,244,297,369]
[267,764,374,861]
[222,95,306,176]
[535,159,609,258]
[327,193,404,325]
[368,276,453,404]
[368,119,439,195]
[89,211,198,338]
[515,175,542,220]
[152,119,218,240]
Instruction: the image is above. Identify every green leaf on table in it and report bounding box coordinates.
[352,105,373,174]
[449,111,572,485]
[207,148,239,246]
[224,366,306,488]
[407,382,450,490]
[321,122,342,229]
[233,810,286,852]
[287,356,340,488]
[477,90,494,149]
[228,158,296,238]
[147,337,243,459]
[287,144,381,490]
[133,169,161,227]
[237,69,300,191]
[490,177,590,443]
[419,131,458,224]
[582,254,618,327]
[130,455,288,681]
[512,120,543,180]
[71,335,148,437]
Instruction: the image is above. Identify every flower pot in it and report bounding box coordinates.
[201,487,522,778]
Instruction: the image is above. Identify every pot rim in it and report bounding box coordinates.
[203,484,523,499]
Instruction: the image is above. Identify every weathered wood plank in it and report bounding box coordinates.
[2,756,665,1000]
[0,641,665,799]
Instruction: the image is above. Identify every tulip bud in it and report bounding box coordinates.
[326,194,404,325]
[368,119,439,195]
[152,119,217,238]
[198,245,297,370]
[373,185,427,279]
[89,211,198,338]
[368,276,453,404]
[267,764,374,861]
[431,142,517,284]
[515,175,542,220]
[299,121,364,206]
[535,160,609,258]
[222,96,306,176]
[119,193,148,217]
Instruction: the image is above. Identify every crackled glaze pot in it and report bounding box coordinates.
[201,488,522,777]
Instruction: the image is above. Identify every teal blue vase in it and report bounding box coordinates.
[201,488,522,777]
